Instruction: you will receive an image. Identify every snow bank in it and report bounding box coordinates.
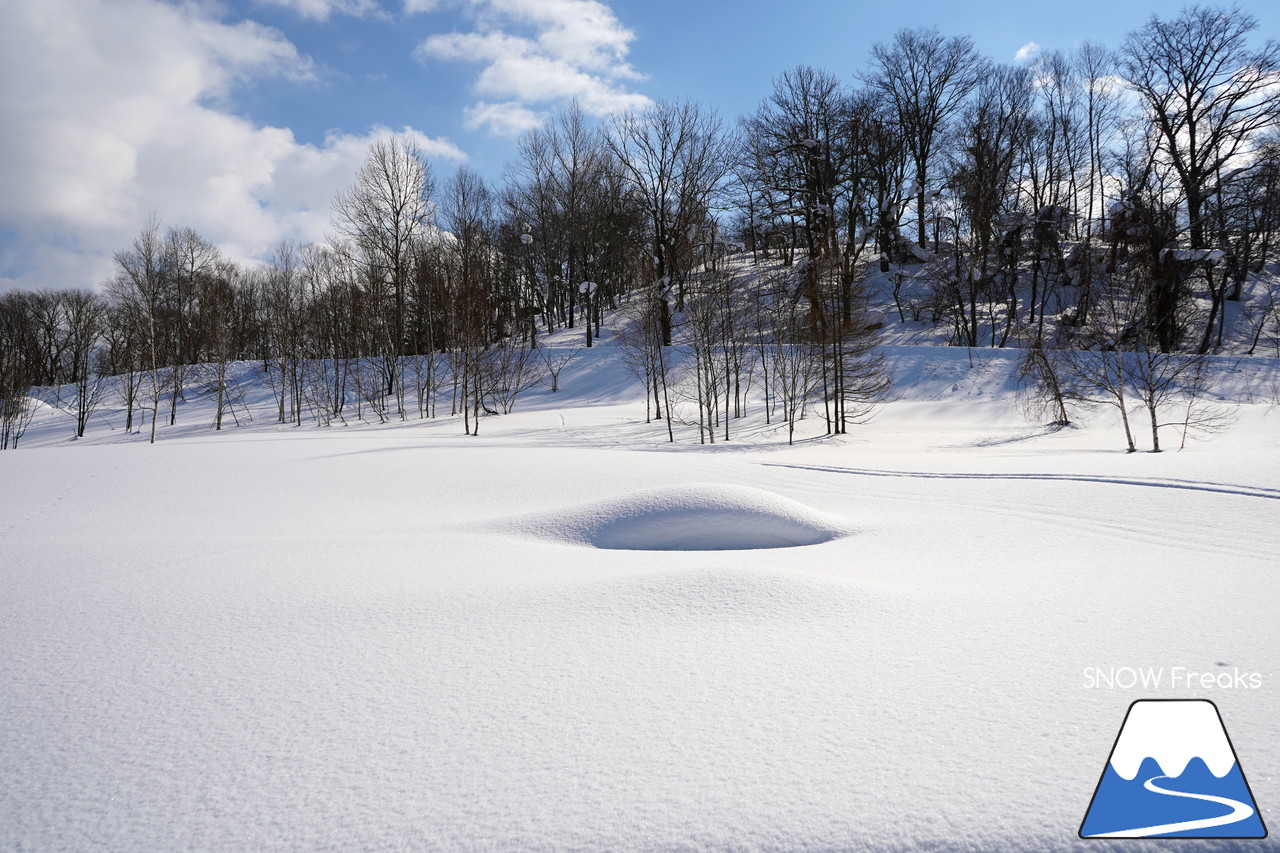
[486,483,851,550]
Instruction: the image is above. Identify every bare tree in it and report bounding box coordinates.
[1054,259,1230,451]
[944,64,1036,347]
[1107,127,1195,354]
[482,340,544,415]
[1202,134,1280,351]
[607,99,731,345]
[99,300,146,433]
[682,271,736,444]
[741,66,854,270]
[868,27,986,249]
[441,166,496,434]
[770,307,824,446]
[0,291,39,449]
[863,99,912,273]
[26,290,70,385]
[200,261,244,431]
[160,228,210,418]
[108,218,168,443]
[617,292,675,441]
[1127,342,1230,452]
[1074,43,1124,241]
[540,346,580,393]
[1055,263,1147,452]
[299,244,355,426]
[1121,6,1280,250]
[1016,342,1073,428]
[332,137,436,395]
[1021,51,1088,337]
[1058,348,1139,453]
[59,290,108,438]
[262,242,307,426]
[504,103,640,339]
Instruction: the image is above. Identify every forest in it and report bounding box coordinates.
[2,4,1278,451]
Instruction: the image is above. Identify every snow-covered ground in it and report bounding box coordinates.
[2,342,1278,851]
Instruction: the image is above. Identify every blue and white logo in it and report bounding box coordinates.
[1080,699,1267,839]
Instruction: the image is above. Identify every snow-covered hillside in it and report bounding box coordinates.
[2,342,1278,851]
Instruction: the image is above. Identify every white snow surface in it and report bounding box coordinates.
[1109,700,1237,781]
[3,343,1279,852]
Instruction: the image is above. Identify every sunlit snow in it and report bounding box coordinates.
[2,341,1277,851]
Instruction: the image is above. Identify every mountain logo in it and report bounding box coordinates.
[1080,699,1267,839]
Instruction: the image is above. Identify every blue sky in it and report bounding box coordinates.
[1,0,1276,292]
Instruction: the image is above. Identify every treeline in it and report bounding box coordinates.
[2,5,1279,448]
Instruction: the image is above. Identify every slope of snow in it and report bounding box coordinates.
[2,343,1278,851]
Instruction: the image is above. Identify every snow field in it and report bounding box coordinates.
[2,344,1278,851]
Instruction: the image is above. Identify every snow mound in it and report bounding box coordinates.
[491,483,850,551]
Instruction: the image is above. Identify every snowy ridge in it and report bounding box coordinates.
[12,343,1280,452]
[1109,701,1237,781]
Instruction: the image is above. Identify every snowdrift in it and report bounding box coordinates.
[485,483,851,550]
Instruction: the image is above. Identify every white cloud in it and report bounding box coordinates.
[411,0,651,136]
[1090,75,1126,96]
[1014,41,1041,64]
[463,101,547,136]
[254,0,385,21]
[0,0,464,292]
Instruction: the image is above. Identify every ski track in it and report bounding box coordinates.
[1085,775,1257,838]
[759,461,1280,562]
[762,463,1280,502]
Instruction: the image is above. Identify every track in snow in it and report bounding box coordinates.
[761,463,1280,502]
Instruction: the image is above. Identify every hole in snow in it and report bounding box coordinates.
[490,483,850,551]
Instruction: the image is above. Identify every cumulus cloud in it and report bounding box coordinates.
[255,0,386,21]
[463,101,547,136]
[1014,41,1042,64]
[411,0,651,135]
[0,0,464,292]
